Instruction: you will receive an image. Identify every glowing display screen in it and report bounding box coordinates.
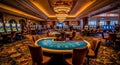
[0,22,5,33]
[12,23,17,31]
[17,24,22,31]
[5,23,11,32]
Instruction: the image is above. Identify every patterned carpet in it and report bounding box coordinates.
[0,34,120,65]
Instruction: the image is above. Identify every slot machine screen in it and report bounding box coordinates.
[17,24,22,31]
[0,22,5,33]
[63,25,68,28]
[109,25,112,30]
[30,25,36,30]
[106,25,109,30]
[5,23,11,32]
[112,25,115,30]
[103,25,106,30]
[84,25,88,30]
[56,22,63,28]
[110,25,115,30]
[12,23,17,31]
[38,25,42,30]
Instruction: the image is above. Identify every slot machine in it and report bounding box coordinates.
[11,23,17,31]
[93,25,96,31]
[64,23,67,29]
[56,22,63,29]
[99,26,102,30]
[77,26,79,29]
[46,24,51,29]
[38,25,42,30]
[17,23,22,32]
[30,25,36,31]
[80,25,83,29]
[62,23,66,29]
[35,24,38,30]
[84,25,88,30]
[106,25,109,30]
[73,26,75,29]
[5,23,11,33]
[79,26,81,29]
[89,25,92,30]
[103,25,107,31]
[111,25,115,30]
[109,25,111,30]
[43,25,47,29]
[0,22,5,33]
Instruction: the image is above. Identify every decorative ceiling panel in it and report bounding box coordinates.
[0,0,118,21]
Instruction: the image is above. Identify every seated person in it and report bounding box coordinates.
[63,33,70,41]
[37,30,43,35]
[69,29,76,40]
[54,32,65,41]
[54,35,63,41]
[61,32,65,39]
[46,30,50,36]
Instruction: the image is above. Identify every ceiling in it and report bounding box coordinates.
[0,0,119,21]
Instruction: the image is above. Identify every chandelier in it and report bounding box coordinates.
[56,13,68,22]
[51,0,73,22]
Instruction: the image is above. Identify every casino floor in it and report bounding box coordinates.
[0,34,120,65]
[0,0,120,65]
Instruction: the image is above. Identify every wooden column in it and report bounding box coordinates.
[107,21,110,25]
[118,9,120,24]
[65,21,69,25]
[83,17,88,28]
[78,21,80,25]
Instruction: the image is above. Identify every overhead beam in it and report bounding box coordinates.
[0,3,44,21]
[91,3,120,16]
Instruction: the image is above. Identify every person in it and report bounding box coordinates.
[70,29,76,40]
[65,34,70,41]
[115,24,120,32]
[61,31,65,39]
[0,34,3,46]
[69,25,73,31]
[117,51,120,58]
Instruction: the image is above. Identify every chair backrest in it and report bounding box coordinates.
[32,35,40,42]
[109,34,117,42]
[72,31,76,38]
[95,40,101,58]
[90,39,98,51]
[91,39,101,58]
[61,32,65,38]
[28,46,43,65]
[11,32,16,38]
[101,32,105,39]
[72,47,88,65]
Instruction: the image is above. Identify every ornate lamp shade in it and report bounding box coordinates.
[56,13,68,22]
[50,0,73,22]
[53,5,71,13]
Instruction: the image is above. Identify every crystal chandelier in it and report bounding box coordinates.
[56,13,68,22]
[51,0,73,22]
[54,6,71,13]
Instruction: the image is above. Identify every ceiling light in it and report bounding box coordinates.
[51,0,73,22]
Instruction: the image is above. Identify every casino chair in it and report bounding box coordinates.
[46,31,50,37]
[16,32,23,40]
[28,46,52,65]
[69,30,76,40]
[0,34,3,46]
[109,33,117,47]
[32,35,40,42]
[64,47,88,65]
[86,38,101,65]
[101,32,108,42]
[7,32,16,42]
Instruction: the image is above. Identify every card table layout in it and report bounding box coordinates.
[35,37,90,54]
